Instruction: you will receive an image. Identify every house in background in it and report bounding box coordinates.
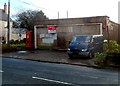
[0,3,26,44]
[0,3,13,44]
[12,28,27,41]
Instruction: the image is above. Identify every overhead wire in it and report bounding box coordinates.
[1,0,59,19]
[14,0,59,19]
[16,0,58,13]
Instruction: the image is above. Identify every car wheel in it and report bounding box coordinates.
[89,52,94,59]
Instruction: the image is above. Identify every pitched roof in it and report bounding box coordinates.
[0,9,12,21]
[0,9,8,21]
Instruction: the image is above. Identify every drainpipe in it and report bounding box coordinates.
[100,23,103,35]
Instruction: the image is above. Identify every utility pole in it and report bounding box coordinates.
[57,11,59,26]
[58,11,59,19]
[67,10,68,19]
[7,0,10,47]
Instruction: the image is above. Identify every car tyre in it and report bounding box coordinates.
[89,52,94,59]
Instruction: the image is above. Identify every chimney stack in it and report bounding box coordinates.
[4,3,7,14]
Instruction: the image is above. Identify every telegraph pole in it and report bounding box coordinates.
[67,10,68,19]
[57,11,59,27]
[7,0,10,46]
[58,11,59,19]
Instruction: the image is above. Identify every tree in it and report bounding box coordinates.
[15,10,48,30]
[13,21,19,28]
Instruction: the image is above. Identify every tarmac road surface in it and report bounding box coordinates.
[1,57,119,85]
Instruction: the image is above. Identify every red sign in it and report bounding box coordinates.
[48,25,56,33]
[48,26,56,30]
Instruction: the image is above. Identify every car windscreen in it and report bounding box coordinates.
[72,36,91,43]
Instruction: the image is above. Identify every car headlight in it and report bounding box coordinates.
[68,48,71,51]
[81,49,87,52]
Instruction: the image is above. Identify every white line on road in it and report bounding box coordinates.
[32,76,73,85]
[0,70,3,73]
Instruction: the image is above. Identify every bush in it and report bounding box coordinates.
[10,39,15,44]
[2,44,17,52]
[106,53,120,65]
[14,40,19,44]
[23,38,26,43]
[11,43,26,49]
[19,40,23,43]
[2,43,26,52]
[104,40,120,53]
[94,40,120,68]
[2,40,6,44]
[94,52,108,68]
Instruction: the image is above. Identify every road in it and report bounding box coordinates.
[1,57,119,85]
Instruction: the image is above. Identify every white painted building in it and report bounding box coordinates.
[0,3,26,44]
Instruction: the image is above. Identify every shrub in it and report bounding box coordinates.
[14,40,19,44]
[2,41,6,44]
[94,40,120,68]
[2,43,26,52]
[10,39,15,44]
[104,40,120,53]
[106,53,120,65]
[19,40,23,43]
[2,44,17,52]
[94,52,108,68]
[11,43,26,48]
[23,38,26,43]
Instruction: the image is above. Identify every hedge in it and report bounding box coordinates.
[94,40,120,68]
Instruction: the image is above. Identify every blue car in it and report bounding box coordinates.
[67,35,104,59]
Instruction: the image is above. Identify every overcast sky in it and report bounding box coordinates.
[0,0,119,23]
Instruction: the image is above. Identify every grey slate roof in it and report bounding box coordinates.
[0,9,12,22]
[0,9,8,21]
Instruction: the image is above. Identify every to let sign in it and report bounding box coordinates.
[48,25,56,33]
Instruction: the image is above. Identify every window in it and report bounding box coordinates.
[72,36,91,43]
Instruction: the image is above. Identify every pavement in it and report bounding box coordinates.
[1,50,99,68]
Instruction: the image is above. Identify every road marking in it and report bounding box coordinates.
[32,76,73,85]
[80,75,98,79]
[0,70,3,73]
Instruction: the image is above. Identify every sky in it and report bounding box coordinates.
[0,0,119,23]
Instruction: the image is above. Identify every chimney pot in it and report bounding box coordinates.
[4,3,7,14]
